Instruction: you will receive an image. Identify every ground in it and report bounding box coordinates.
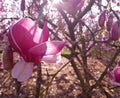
[0,58,120,98]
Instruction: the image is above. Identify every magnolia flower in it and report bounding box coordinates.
[98,10,106,28]
[107,66,120,86]
[110,20,120,40]
[7,18,65,82]
[106,13,114,31]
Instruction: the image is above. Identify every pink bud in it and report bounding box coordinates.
[117,3,120,6]
[98,10,106,28]
[21,0,25,11]
[106,13,114,31]
[89,14,96,19]
[112,0,116,3]
[110,20,120,40]
[2,46,13,70]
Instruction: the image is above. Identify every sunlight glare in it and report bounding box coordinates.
[52,0,61,5]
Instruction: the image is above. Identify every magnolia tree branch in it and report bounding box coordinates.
[70,59,85,91]
[56,1,96,96]
[57,7,72,27]
[57,6,76,41]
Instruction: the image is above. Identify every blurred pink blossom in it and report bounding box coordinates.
[112,0,116,3]
[59,0,85,14]
[107,66,120,86]
[89,14,96,19]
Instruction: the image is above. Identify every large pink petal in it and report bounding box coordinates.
[41,53,61,63]
[29,41,65,55]
[12,18,39,47]
[7,30,21,54]
[11,60,34,82]
[39,22,49,43]
[9,18,44,61]
[28,41,65,64]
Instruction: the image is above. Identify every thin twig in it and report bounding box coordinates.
[40,59,72,96]
[15,79,21,98]
[35,65,42,98]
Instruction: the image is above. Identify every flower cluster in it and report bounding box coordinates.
[98,10,120,41]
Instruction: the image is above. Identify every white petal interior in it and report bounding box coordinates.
[41,53,61,63]
[12,60,34,82]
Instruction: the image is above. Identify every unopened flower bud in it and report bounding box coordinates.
[2,46,13,70]
[98,10,106,28]
[106,13,114,31]
[112,0,116,3]
[21,0,25,11]
[110,20,120,40]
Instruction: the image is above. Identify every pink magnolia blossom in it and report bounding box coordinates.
[7,18,65,82]
[107,66,120,86]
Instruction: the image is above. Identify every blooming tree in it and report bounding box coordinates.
[1,0,120,97]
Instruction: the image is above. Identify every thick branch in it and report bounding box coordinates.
[57,7,72,27]
[35,65,42,98]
